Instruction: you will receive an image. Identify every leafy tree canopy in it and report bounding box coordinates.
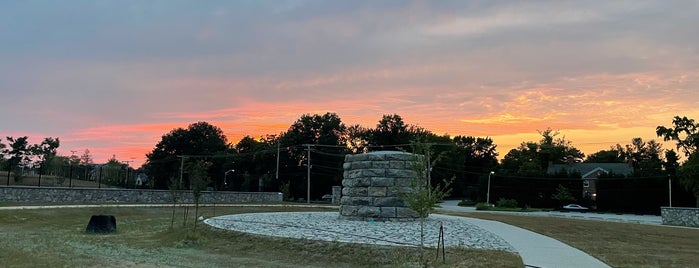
[657,116,699,156]
[585,149,624,163]
[145,122,229,189]
[658,116,699,204]
[500,128,583,176]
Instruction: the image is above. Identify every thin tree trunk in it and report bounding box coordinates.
[182,206,188,227]
[170,202,176,228]
[193,203,199,232]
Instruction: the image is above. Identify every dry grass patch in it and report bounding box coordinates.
[0,206,522,267]
[445,212,699,268]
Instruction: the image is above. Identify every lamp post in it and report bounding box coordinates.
[486,171,495,204]
[224,169,234,190]
[669,175,672,207]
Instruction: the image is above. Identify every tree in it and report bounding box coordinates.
[345,124,369,153]
[679,153,699,206]
[0,137,6,158]
[551,184,576,206]
[30,137,60,184]
[230,136,276,191]
[658,116,699,205]
[500,129,584,176]
[6,136,31,181]
[366,114,431,152]
[145,122,229,189]
[500,142,542,176]
[80,149,93,165]
[279,113,349,200]
[189,160,210,232]
[398,141,451,250]
[613,138,664,177]
[441,136,498,199]
[585,149,624,163]
[664,150,680,176]
[656,116,699,156]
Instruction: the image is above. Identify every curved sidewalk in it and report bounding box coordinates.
[439,201,610,268]
[458,216,609,268]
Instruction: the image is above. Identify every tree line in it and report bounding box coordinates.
[143,113,699,207]
[0,137,135,187]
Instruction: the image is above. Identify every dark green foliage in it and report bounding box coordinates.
[585,149,624,163]
[189,160,210,231]
[398,141,452,248]
[145,122,229,189]
[597,177,695,214]
[657,116,699,205]
[5,136,30,173]
[613,138,664,177]
[278,113,348,200]
[496,198,518,208]
[475,202,492,210]
[679,153,699,206]
[551,184,576,205]
[500,129,583,176]
[656,116,699,156]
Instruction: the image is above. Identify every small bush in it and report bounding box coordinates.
[496,198,518,208]
[475,203,492,210]
[185,231,201,241]
[458,199,477,206]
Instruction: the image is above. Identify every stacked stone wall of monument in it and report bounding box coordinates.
[340,152,422,221]
[0,186,283,203]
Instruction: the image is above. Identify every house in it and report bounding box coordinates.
[547,162,633,200]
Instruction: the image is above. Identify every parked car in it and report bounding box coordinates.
[321,194,333,201]
[563,204,589,210]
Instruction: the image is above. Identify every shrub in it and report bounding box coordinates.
[475,202,492,210]
[496,198,518,208]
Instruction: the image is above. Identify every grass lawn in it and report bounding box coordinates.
[443,211,699,268]
[0,205,522,267]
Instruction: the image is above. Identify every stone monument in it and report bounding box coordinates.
[340,151,421,221]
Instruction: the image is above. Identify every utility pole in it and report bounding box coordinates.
[123,160,133,188]
[177,156,187,190]
[275,142,280,180]
[69,150,77,188]
[6,159,11,186]
[306,144,311,204]
[426,146,431,191]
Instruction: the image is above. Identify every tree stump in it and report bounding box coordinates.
[86,215,117,233]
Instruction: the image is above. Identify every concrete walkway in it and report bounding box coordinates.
[459,216,609,268]
[439,200,613,267]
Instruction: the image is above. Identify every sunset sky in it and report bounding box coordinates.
[2,1,698,167]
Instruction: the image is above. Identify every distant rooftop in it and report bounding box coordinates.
[547,162,633,178]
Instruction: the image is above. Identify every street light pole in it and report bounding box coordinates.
[669,175,673,207]
[224,169,234,190]
[487,171,495,204]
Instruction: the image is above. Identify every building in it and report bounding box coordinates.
[547,162,634,200]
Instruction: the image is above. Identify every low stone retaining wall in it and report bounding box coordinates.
[0,186,282,203]
[661,207,699,228]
